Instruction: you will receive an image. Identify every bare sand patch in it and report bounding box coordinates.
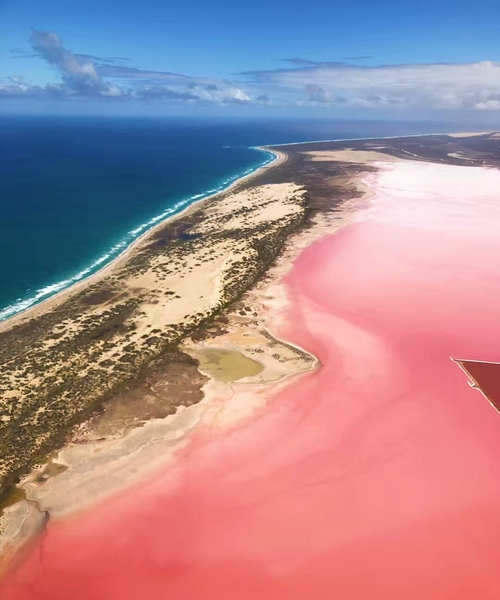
[448,131,493,138]
[304,149,401,163]
[193,348,264,383]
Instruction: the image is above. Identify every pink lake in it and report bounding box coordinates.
[3,160,500,599]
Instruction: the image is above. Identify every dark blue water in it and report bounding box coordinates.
[0,116,464,320]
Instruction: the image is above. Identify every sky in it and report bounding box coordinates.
[2,0,500,119]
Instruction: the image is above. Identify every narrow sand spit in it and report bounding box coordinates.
[4,158,500,598]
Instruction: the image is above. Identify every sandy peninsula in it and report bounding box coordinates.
[0,149,299,488]
[2,132,500,596]
[0,141,348,569]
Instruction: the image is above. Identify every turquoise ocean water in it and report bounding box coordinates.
[0,117,463,320]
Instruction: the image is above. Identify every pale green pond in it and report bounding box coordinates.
[195,349,263,383]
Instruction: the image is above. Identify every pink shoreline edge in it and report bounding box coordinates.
[3,159,500,599]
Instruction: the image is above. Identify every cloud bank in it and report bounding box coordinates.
[242,59,500,111]
[2,30,251,105]
[4,30,500,112]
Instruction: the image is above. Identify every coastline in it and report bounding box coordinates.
[4,132,500,597]
[0,147,285,330]
[2,130,500,586]
[0,144,304,500]
[260,129,493,148]
[0,136,359,574]
[2,128,494,328]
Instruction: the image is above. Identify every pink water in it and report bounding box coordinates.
[4,161,500,598]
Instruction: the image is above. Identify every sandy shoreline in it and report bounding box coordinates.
[4,137,500,597]
[0,122,394,566]
[0,142,308,507]
[2,128,496,332]
[2,131,500,589]
[0,147,286,333]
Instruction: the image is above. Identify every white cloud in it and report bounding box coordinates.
[30,29,112,95]
[230,89,250,102]
[4,29,254,105]
[474,99,500,111]
[7,30,500,113]
[244,60,500,111]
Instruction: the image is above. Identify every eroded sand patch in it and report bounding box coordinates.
[304,149,401,163]
[192,349,264,383]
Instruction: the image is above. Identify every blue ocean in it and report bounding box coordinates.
[0,116,462,320]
